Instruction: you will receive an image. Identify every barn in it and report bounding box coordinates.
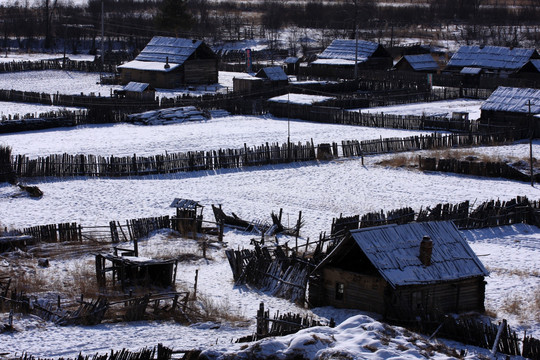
[117,36,218,88]
[445,45,540,77]
[480,86,540,136]
[393,54,439,73]
[309,39,393,78]
[308,221,488,321]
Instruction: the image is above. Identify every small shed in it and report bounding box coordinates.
[170,198,204,234]
[284,57,300,75]
[118,36,218,88]
[122,82,155,101]
[255,66,289,87]
[95,254,178,290]
[310,39,393,78]
[308,221,488,321]
[480,86,540,136]
[393,54,439,73]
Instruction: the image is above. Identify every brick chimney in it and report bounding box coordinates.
[419,235,433,266]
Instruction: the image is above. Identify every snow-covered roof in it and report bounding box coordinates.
[170,198,203,210]
[284,57,299,64]
[460,67,482,75]
[320,221,488,288]
[136,36,203,65]
[318,39,384,61]
[117,60,181,72]
[256,66,288,81]
[311,58,362,66]
[481,86,540,114]
[401,54,439,71]
[447,45,538,71]
[123,82,151,93]
[267,93,335,105]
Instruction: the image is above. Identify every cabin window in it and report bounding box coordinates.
[335,282,344,301]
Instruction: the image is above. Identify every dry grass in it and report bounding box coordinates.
[193,294,248,324]
[376,149,539,170]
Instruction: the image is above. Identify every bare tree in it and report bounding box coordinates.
[43,0,58,49]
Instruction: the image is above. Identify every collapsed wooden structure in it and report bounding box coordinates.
[225,244,314,304]
[95,254,178,291]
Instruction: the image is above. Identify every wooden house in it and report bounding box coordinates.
[117,36,218,88]
[170,198,204,234]
[308,221,488,321]
[233,67,288,93]
[284,57,300,75]
[445,45,540,77]
[309,39,393,78]
[393,54,439,73]
[480,86,540,136]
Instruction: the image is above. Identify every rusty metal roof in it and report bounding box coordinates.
[320,221,488,288]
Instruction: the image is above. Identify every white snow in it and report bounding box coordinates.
[0,96,539,359]
[268,94,335,105]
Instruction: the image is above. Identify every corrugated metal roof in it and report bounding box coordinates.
[135,36,203,65]
[124,82,150,92]
[402,54,439,71]
[117,60,180,72]
[481,86,540,113]
[318,39,381,61]
[257,66,288,81]
[447,45,537,71]
[169,198,203,210]
[323,221,488,288]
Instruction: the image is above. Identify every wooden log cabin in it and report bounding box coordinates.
[308,221,488,321]
[117,36,218,88]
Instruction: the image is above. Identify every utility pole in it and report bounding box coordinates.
[101,0,104,72]
[353,0,358,80]
[528,99,534,187]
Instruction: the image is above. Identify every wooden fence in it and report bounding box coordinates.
[420,157,536,183]
[0,59,117,74]
[236,301,332,342]
[6,130,524,180]
[327,196,539,236]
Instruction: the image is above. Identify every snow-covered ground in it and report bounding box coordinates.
[353,98,485,120]
[0,102,83,119]
[0,70,242,98]
[1,96,539,358]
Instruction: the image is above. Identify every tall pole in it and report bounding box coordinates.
[101,0,104,72]
[354,0,358,80]
[529,99,534,187]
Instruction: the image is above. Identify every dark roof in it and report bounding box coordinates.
[318,39,386,61]
[170,198,203,210]
[256,67,288,81]
[317,221,488,288]
[397,54,439,71]
[447,45,538,71]
[135,36,204,65]
[481,86,540,114]
[460,67,482,75]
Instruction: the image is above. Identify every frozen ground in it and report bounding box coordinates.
[0,101,83,118]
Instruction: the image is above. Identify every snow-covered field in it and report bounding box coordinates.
[0,60,539,359]
[1,105,540,359]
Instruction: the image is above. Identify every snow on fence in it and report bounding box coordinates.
[0,59,117,74]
